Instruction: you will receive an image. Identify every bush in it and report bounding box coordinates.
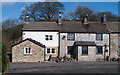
[2,42,8,72]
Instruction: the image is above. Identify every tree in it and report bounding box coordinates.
[2,42,8,72]
[19,2,64,22]
[2,19,22,29]
[67,5,97,21]
[97,11,118,22]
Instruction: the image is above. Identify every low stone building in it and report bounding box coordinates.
[12,38,45,62]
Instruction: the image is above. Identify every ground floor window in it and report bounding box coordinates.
[67,46,74,55]
[24,47,32,54]
[82,46,88,55]
[96,46,103,54]
[47,48,56,54]
[47,48,50,53]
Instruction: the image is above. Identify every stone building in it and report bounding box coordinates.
[12,38,45,62]
[107,22,120,59]
[12,13,119,62]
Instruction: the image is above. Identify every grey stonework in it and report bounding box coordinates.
[110,33,120,59]
[76,46,104,61]
[60,33,109,61]
[12,40,45,62]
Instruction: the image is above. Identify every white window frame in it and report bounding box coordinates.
[46,48,56,54]
[45,35,53,40]
[24,47,32,54]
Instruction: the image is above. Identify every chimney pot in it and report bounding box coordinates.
[25,15,30,23]
[58,12,62,25]
[101,14,106,23]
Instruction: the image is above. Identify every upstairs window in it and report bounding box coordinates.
[45,35,53,40]
[96,46,103,54]
[24,47,32,54]
[67,33,75,40]
[96,33,103,40]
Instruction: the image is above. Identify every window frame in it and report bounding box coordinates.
[45,35,53,40]
[82,46,88,55]
[47,48,50,54]
[96,46,103,54]
[24,47,32,55]
[96,33,103,41]
[46,48,56,54]
[51,48,55,54]
[67,33,75,41]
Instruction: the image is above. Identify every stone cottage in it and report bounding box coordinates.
[12,38,45,62]
[12,13,119,62]
[107,22,120,59]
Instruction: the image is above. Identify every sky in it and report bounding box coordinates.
[1,2,119,22]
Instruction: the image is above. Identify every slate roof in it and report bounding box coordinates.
[22,21,109,33]
[74,41,96,46]
[107,22,120,33]
[22,22,59,31]
[12,38,45,48]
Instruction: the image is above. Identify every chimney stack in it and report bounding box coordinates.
[101,14,106,23]
[58,12,62,25]
[25,15,30,23]
[82,14,88,24]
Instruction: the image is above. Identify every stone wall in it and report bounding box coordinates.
[60,33,110,59]
[12,40,45,63]
[110,34,120,59]
[77,46,104,61]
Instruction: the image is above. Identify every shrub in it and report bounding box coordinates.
[2,42,8,72]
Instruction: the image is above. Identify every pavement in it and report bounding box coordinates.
[7,61,119,73]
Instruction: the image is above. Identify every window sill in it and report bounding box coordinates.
[67,39,75,41]
[81,54,88,56]
[96,53,103,55]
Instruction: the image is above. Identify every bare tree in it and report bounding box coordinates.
[19,2,65,22]
[67,5,97,21]
[97,11,118,22]
[2,19,21,29]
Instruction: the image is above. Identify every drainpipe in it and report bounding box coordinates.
[44,45,46,61]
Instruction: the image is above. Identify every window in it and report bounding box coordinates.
[52,48,55,53]
[47,48,50,53]
[45,35,53,40]
[67,46,74,55]
[96,46,103,54]
[45,35,49,40]
[47,48,56,54]
[67,33,75,40]
[82,46,88,55]
[50,35,53,40]
[24,47,32,54]
[96,34,102,40]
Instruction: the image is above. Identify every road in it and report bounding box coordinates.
[8,61,119,73]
